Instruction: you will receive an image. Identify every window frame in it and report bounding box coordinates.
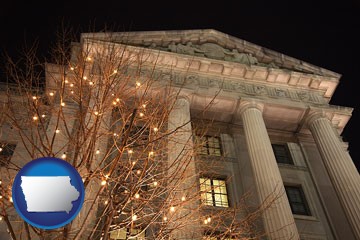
[199,177,229,208]
[271,143,293,165]
[0,142,17,167]
[285,185,311,216]
[196,135,223,157]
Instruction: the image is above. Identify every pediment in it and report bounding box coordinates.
[81,29,340,78]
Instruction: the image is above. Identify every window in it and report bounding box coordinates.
[272,144,293,164]
[196,135,222,156]
[109,228,145,239]
[200,177,229,207]
[285,186,311,216]
[0,143,16,167]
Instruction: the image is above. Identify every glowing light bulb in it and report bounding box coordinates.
[10,197,13,203]
[204,219,208,224]
[142,104,146,108]
[65,79,69,84]
[86,57,92,61]
[71,91,74,94]
[94,111,99,115]
[33,116,38,121]
[128,149,133,154]
[149,151,154,157]
[89,81,94,85]
[70,83,74,87]
[207,217,211,223]
[132,214,137,221]
[170,206,175,212]
[112,101,117,105]
[61,153,66,159]
[135,193,140,199]
[153,127,158,132]
[139,112,144,117]
[70,67,74,71]
[0,148,2,152]
[49,92,54,96]
[55,129,60,134]
[83,76,87,80]
[0,195,2,199]
[163,216,167,221]
[96,149,100,154]
[101,180,107,186]
[181,196,186,201]
[153,181,158,186]
[104,200,108,204]
[41,114,46,118]
[136,82,141,87]
[113,69,118,73]
[0,216,2,221]
[32,96,37,100]
[116,98,120,102]
[61,102,65,107]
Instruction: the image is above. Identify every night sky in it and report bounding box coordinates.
[1,1,359,171]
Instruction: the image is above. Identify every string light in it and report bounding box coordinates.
[104,200,108,204]
[116,98,120,102]
[0,148,2,152]
[94,111,99,116]
[139,112,144,117]
[83,76,87,80]
[181,196,186,201]
[96,149,100,154]
[0,216,2,221]
[71,91,74,94]
[49,92,54,96]
[70,67,74,71]
[153,181,158,187]
[70,83,74,87]
[128,149,133,154]
[86,57,92,61]
[112,101,117,105]
[132,214,137,221]
[153,127,158,132]
[32,96,37,100]
[135,193,140,199]
[136,170,141,175]
[204,219,208,224]
[101,180,107,186]
[207,217,211,223]
[65,79,69,84]
[9,197,13,203]
[113,69,118,74]
[149,151,154,157]
[61,153,66,159]
[33,116,38,121]
[55,129,60,134]
[163,216,167,221]
[41,114,46,118]
[0,195,2,199]
[61,102,65,107]
[170,206,175,212]
[142,104,146,108]
[89,81,94,86]
[136,82,141,87]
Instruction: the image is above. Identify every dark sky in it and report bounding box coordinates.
[1,1,359,171]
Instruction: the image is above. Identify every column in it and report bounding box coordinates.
[168,97,201,239]
[240,101,299,239]
[307,112,360,239]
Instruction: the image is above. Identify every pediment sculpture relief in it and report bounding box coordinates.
[162,41,277,67]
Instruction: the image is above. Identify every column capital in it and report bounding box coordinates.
[238,99,264,116]
[305,110,330,128]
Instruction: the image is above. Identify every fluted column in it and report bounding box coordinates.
[168,97,201,239]
[308,112,360,238]
[240,101,299,239]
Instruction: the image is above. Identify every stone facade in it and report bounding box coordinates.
[1,29,359,239]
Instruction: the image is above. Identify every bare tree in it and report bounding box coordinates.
[0,26,283,240]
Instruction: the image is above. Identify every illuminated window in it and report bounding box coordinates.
[109,228,145,240]
[200,177,229,207]
[0,142,16,167]
[272,144,293,164]
[285,186,311,216]
[196,135,222,156]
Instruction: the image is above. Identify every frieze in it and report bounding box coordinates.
[114,67,326,104]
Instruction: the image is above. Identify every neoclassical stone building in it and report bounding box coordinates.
[1,29,359,239]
